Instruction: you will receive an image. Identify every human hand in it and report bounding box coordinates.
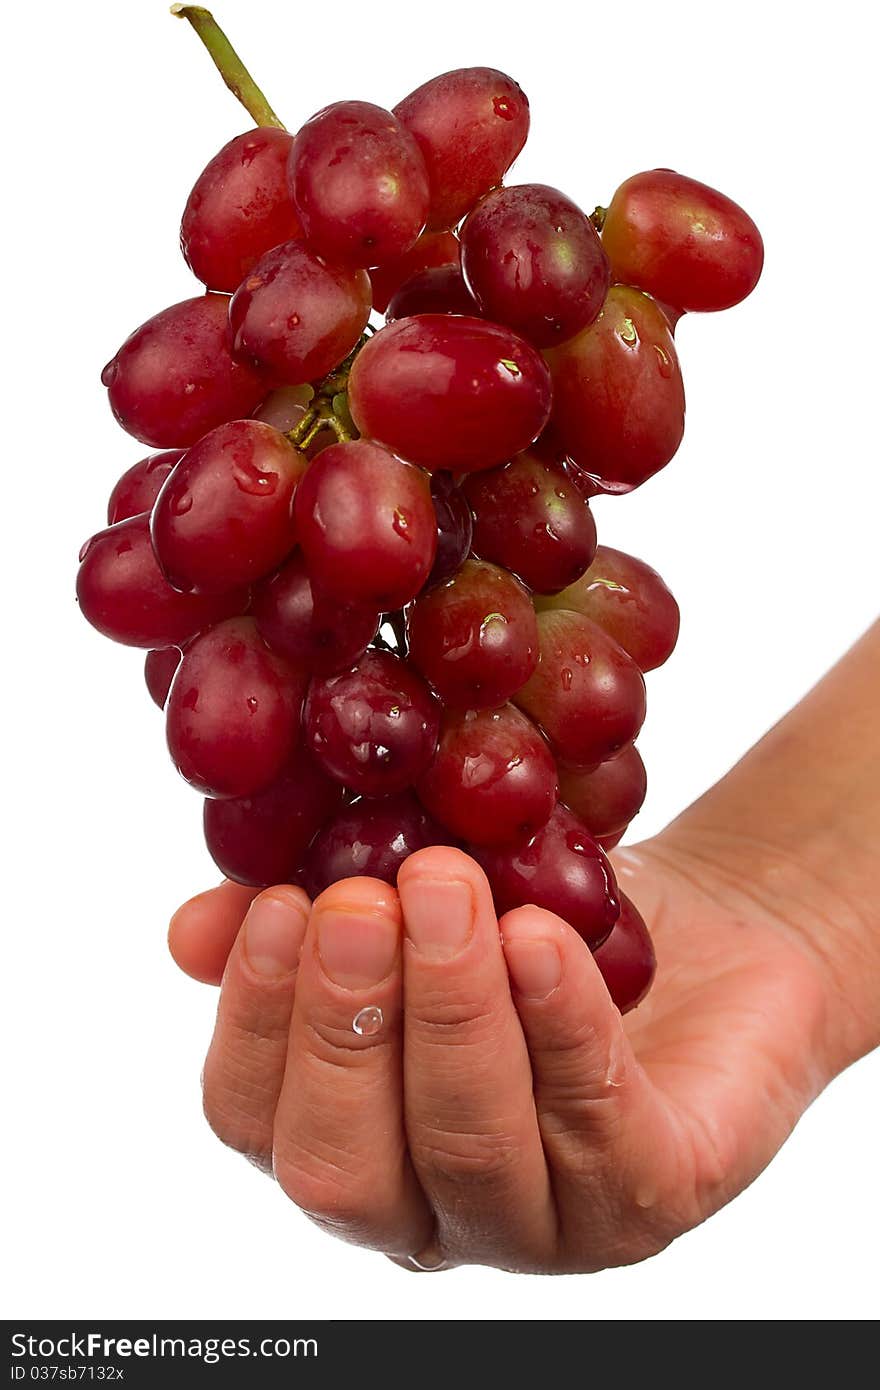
[168,829,858,1273]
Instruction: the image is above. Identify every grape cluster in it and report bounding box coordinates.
[78,9,763,1015]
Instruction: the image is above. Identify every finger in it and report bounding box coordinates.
[397,848,556,1269]
[273,878,434,1258]
[168,880,260,984]
[202,886,310,1172]
[499,904,673,1264]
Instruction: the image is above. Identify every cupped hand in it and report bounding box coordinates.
[168,830,843,1274]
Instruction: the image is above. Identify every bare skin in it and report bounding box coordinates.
[168,622,880,1273]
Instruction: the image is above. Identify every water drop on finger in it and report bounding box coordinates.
[352,1005,384,1036]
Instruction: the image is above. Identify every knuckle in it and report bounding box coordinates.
[199,1020,288,1158]
[272,1139,387,1239]
[201,1084,270,1165]
[532,1018,630,1111]
[301,1013,395,1069]
[201,1035,283,1163]
[225,1016,290,1056]
[408,988,499,1048]
[411,1124,521,1187]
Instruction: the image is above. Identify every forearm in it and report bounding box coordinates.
[664,620,880,1066]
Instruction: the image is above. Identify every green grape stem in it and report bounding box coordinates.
[283,334,373,448]
[170,6,286,129]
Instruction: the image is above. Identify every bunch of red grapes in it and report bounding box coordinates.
[77,8,763,1015]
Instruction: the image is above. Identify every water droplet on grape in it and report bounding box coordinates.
[588,578,628,594]
[653,344,672,378]
[493,96,514,120]
[480,611,509,634]
[352,1005,383,1036]
[234,463,278,497]
[618,318,638,347]
[170,490,193,516]
[560,667,573,691]
[246,696,258,713]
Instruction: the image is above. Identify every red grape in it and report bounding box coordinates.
[181,128,301,293]
[394,68,529,230]
[144,647,181,709]
[595,829,625,852]
[386,263,478,319]
[107,450,183,525]
[77,513,247,649]
[166,617,306,798]
[101,294,266,449]
[203,745,344,887]
[558,744,647,838]
[288,101,429,268]
[304,649,440,796]
[592,893,656,1013]
[472,803,619,948]
[252,549,379,674]
[425,473,473,586]
[77,9,765,1030]
[369,229,459,313]
[514,609,646,766]
[304,791,452,897]
[229,239,371,384]
[536,544,680,672]
[545,285,685,492]
[348,315,552,472]
[464,451,597,594]
[295,440,437,609]
[601,170,764,313]
[656,300,685,332]
[530,423,605,499]
[417,704,557,847]
[253,383,314,432]
[151,420,306,593]
[460,184,609,346]
[408,558,538,708]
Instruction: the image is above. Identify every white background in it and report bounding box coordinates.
[2,0,878,1322]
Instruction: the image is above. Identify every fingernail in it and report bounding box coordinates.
[243,892,308,979]
[404,878,473,960]
[504,937,562,999]
[316,907,399,989]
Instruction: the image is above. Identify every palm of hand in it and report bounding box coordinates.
[602,838,829,1258]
